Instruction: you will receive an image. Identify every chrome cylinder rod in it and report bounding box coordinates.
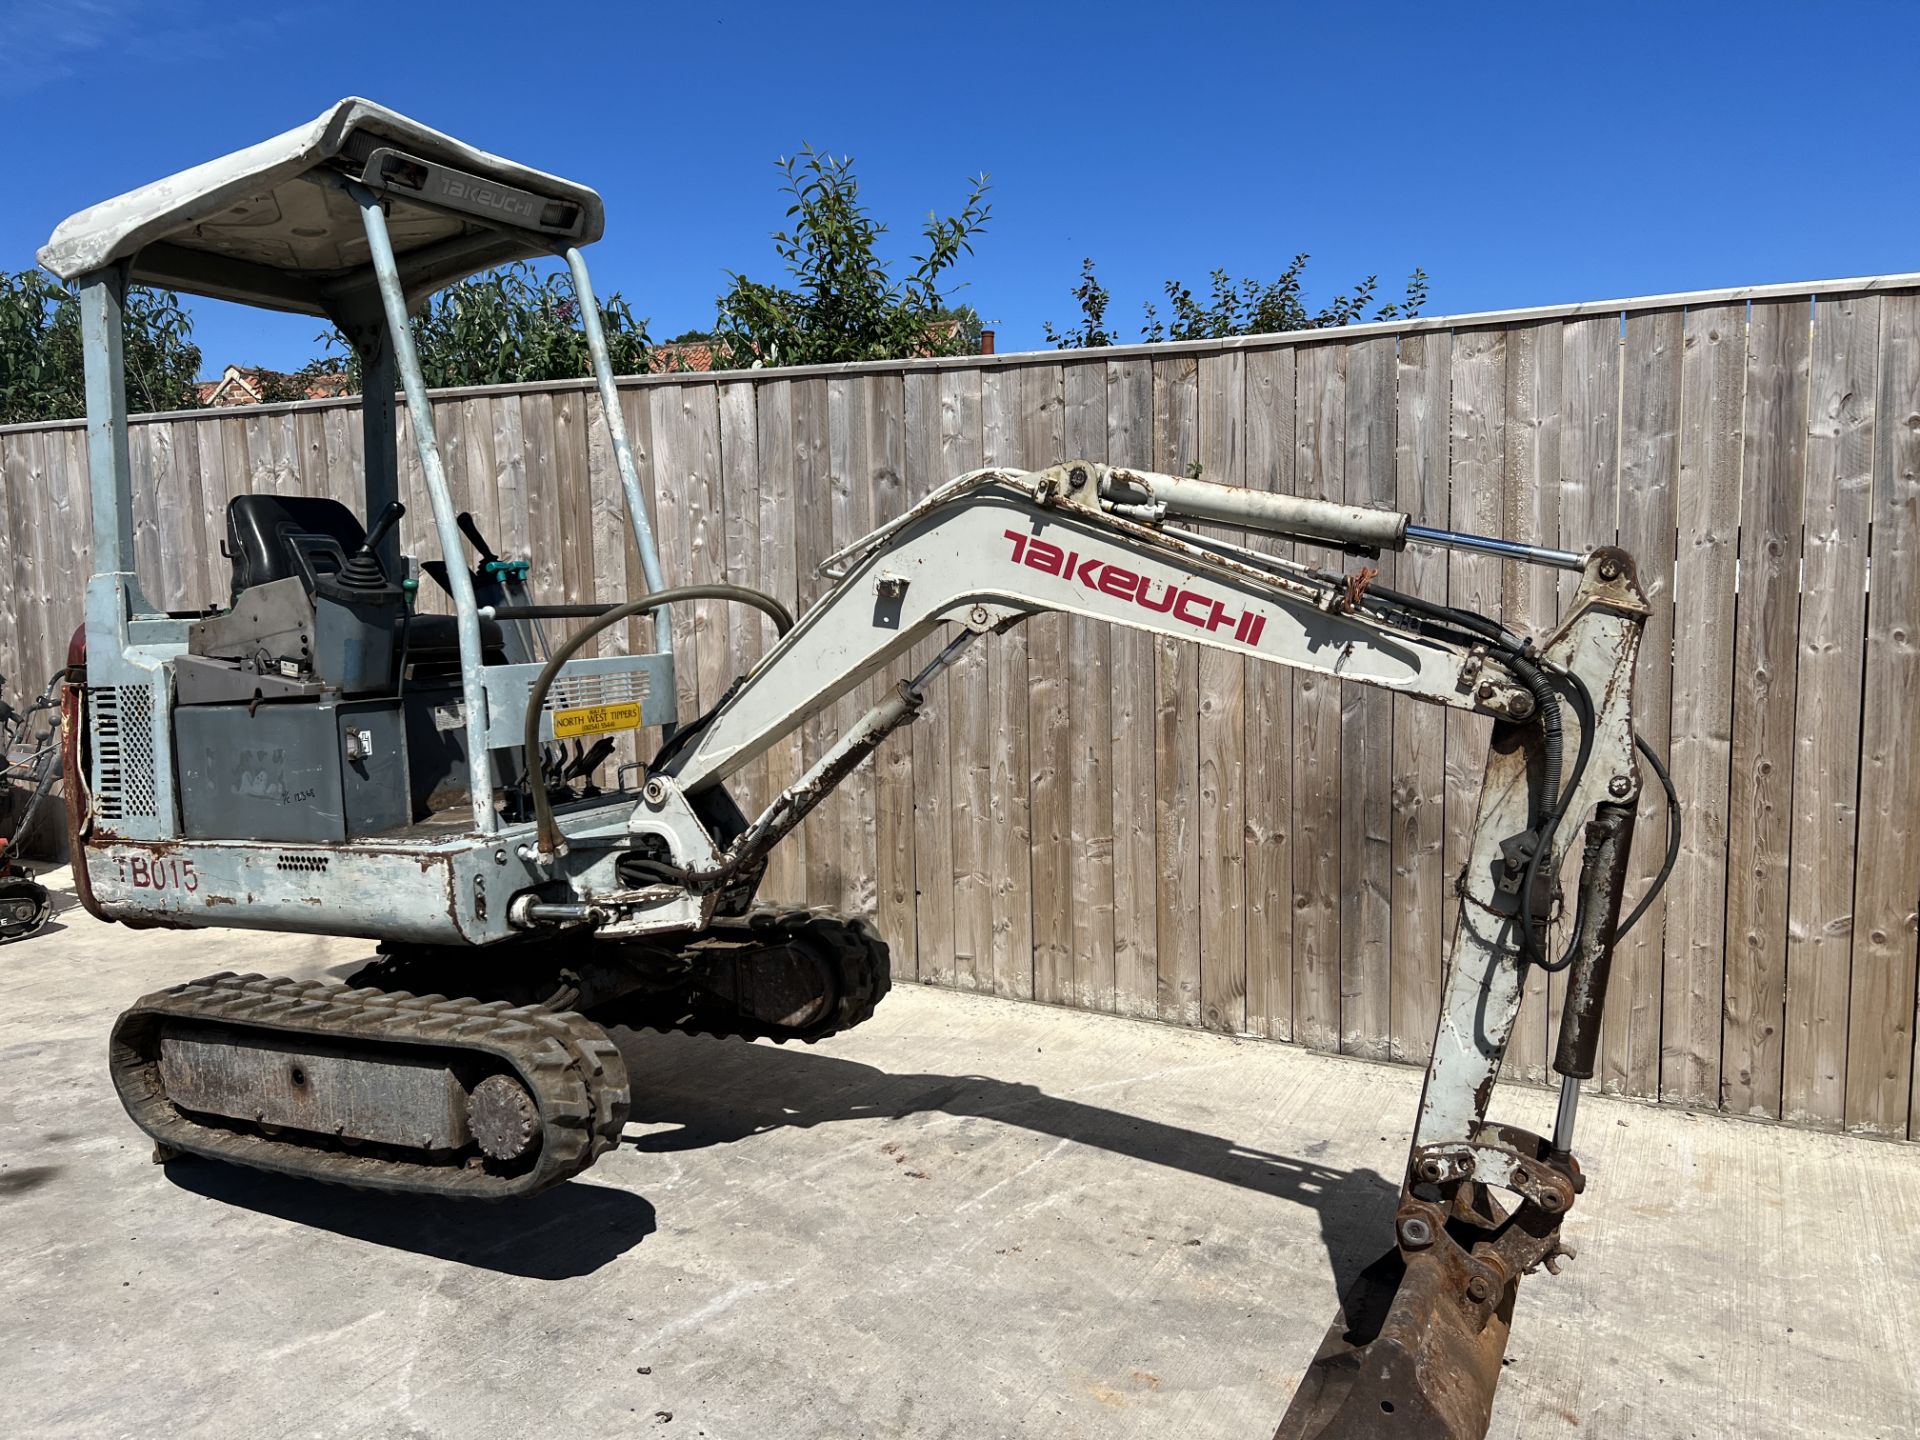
[1551,1074,1581,1154]
[1406,523,1587,572]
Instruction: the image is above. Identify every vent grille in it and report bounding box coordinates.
[90,685,156,822]
[543,668,653,712]
[275,852,330,874]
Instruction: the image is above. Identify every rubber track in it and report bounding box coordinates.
[615,907,892,1045]
[110,972,629,1199]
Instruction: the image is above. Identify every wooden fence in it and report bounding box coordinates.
[2,274,1916,1139]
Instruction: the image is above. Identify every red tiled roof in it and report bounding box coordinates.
[194,365,352,407]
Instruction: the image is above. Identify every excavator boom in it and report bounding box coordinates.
[622,460,1656,1439]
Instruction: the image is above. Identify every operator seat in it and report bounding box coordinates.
[225,495,366,601]
[222,494,502,659]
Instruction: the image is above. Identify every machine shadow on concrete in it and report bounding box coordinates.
[164,1164,657,1280]
[613,1027,1400,1300]
[166,995,1394,1292]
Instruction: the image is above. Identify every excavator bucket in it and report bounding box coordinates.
[1274,1246,1513,1440]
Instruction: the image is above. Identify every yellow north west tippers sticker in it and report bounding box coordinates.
[551,701,644,738]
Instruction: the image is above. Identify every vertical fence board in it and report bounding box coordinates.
[491,395,529,562]
[792,377,846,910]
[44,428,91,680]
[1390,335,1449,1063]
[155,421,206,608]
[753,379,808,905]
[867,374,918,967]
[1243,346,1296,1042]
[1793,297,1876,1131]
[1025,366,1074,1007]
[5,434,51,688]
[1608,309,1681,1099]
[716,378,764,797]
[1107,358,1160,1017]
[130,426,166,610]
[1063,360,1116,1011]
[1293,342,1345,1050]
[1663,304,1743,1106]
[904,372,954,978]
[940,370,991,992]
[1850,293,1919,1138]
[1730,303,1811,1120]
[1720,301,1804,1113]
[0,437,21,695]
[519,394,563,651]
[1340,337,1396,1059]
[1197,350,1248,1033]
[550,392,593,620]
[981,368,1033,999]
[825,378,878,919]
[1153,356,1203,1026]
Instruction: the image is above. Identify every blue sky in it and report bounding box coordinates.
[6,0,1917,378]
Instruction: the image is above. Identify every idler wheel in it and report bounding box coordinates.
[467,1073,541,1161]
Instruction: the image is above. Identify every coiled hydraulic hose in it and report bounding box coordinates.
[522,584,795,856]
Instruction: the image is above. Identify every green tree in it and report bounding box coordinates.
[1045,255,1429,348]
[712,146,992,368]
[0,270,202,424]
[315,261,655,390]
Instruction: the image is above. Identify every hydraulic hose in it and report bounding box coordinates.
[523,584,795,856]
[1616,731,1681,940]
[1364,581,1578,966]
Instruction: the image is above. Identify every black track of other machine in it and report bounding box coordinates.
[0,669,61,944]
[0,874,52,942]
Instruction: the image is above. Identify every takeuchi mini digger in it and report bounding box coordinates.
[41,100,1676,1440]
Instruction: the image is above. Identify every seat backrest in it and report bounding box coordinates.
[226,495,366,601]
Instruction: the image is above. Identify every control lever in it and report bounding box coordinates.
[458,509,533,593]
[456,511,497,562]
[365,501,406,555]
[338,501,407,591]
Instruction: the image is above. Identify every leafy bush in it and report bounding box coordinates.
[314,262,655,391]
[712,146,991,368]
[1045,256,1429,347]
[1,270,201,424]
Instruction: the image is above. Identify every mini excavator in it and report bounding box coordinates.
[42,102,1676,1439]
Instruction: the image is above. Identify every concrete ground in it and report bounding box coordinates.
[3,872,1916,1440]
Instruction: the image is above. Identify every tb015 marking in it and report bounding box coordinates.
[112,853,200,893]
[1004,529,1268,645]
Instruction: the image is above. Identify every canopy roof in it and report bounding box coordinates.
[38,98,606,318]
